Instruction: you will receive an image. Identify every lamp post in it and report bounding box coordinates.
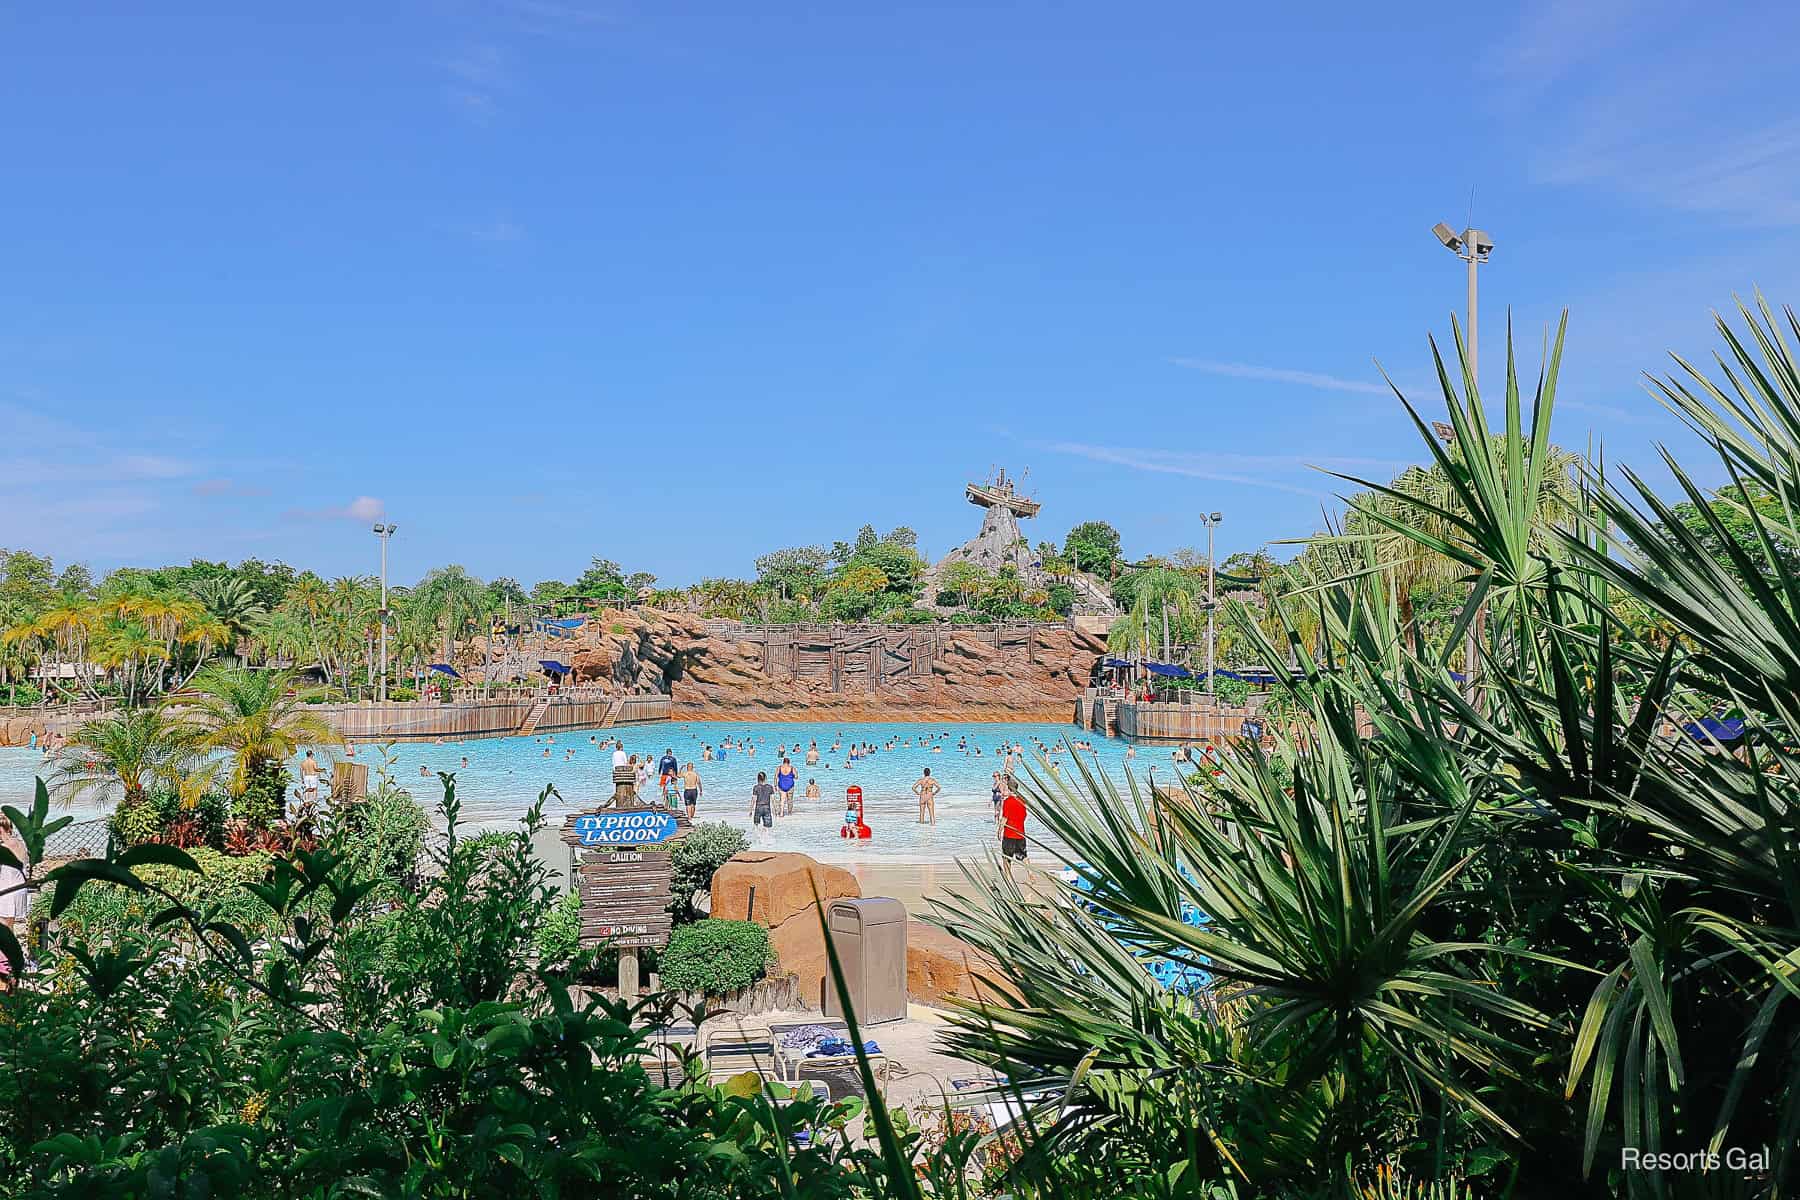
[1199,512,1222,695]
[372,523,397,702]
[1431,222,1493,380]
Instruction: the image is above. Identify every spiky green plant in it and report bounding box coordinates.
[936,301,1800,1198]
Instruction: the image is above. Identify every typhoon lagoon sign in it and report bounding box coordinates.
[559,803,690,955]
[569,810,680,847]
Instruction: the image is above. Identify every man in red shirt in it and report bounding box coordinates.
[999,775,1028,876]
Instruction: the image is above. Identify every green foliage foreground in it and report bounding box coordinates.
[9,300,1800,1198]
[0,779,948,1198]
[929,302,1800,1198]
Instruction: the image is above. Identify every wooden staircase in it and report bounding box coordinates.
[597,696,626,728]
[517,693,553,736]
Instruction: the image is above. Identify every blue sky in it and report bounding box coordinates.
[5,1,1798,587]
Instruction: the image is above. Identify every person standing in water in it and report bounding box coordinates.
[299,750,322,805]
[776,756,797,816]
[750,771,776,838]
[999,774,1028,878]
[680,761,702,820]
[912,766,940,825]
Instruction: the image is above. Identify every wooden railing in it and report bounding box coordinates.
[0,698,116,721]
[713,618,1071,639]
[310,693,671,742]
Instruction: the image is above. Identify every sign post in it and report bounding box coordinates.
[560,788,689,1001]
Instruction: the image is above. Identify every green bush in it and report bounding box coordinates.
[38,847,278,947]
[1,779,919,1197]
[532,890,582,968]
[1212,674,1251,706]
[108,797,165,847]
[235,759,289,831]
[331,775,429,888]
[0,681,43,706]
[105,788,235,849]
[669,821,748,922]
[658,919,771,995]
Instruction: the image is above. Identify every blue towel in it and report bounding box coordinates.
[809,1037,880,1057]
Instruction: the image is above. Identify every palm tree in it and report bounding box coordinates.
[183,664,338,795]
[1107,565,1202,661]
[191,575,267,654]
[414,566,487,664]
[0,597,45,695]
[12,602,98,699]
[51,706,198,809]
[92,621,167,706]
[286,575,333,686]
[248,607,310,670]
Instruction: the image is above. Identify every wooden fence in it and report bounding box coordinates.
[0,699,115,721]
[310,693,671,742]
[1075,688,1273,744]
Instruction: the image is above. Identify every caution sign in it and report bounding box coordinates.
[561,802,689,952]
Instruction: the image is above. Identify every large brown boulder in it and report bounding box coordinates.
[712,851,864,1010]
[711,851,860,928]
[711,851,1010,1009]
[907,919,1011,1006]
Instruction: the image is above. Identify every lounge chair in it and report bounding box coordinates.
[700,1030,784,1083]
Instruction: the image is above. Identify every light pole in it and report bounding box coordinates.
[1199,512,1222,695]
[1431,222,1493,380]
[372,523,397,702]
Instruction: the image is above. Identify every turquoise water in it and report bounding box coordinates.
[0,720,1183,863]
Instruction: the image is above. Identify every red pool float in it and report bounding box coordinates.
[840,784,872,839]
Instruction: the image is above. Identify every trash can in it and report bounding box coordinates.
[822,897,908,1025]
[528,824,578,897]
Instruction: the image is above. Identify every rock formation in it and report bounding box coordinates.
[472,607,1106,722]
[922,468,1118,619]
[710,850,1006,1008]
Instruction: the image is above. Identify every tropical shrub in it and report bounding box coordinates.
[932,302,1800,1198]
[233,758,289,831]
[659,919,772,994]
[35,847,277,947]
[0,681,42,706]
[532,889,583,968]
[1211,673,1251,706]
[0,779,918,1196]
[329,769,429,892]
[107,797,164,847]
[669,821,749,922]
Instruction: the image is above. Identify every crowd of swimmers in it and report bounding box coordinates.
[315,726,1149,870]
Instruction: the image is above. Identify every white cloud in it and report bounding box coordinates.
[439,45,509,125]
[1489,3,1800,227]
[441,44,509,90]
[468,218,526,243]
[504,0,617,34]
[284,496,386,522]
[1169,358,1387,396]
[192,478,270,498]
[114,453,191,480]
[1042,442,1406,498]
